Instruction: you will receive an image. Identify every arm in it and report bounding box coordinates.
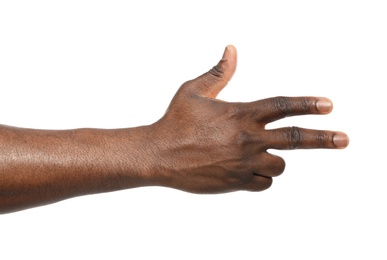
[0,45,349,214]
[0,125,156,213]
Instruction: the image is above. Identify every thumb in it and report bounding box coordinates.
[191,45,237,99]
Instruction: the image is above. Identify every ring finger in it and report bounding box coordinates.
[252,152,286,177]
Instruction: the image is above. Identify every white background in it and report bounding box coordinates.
[0,1,386,259]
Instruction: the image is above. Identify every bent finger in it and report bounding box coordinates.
[243,175,273,192]
[253,152,286,177]
[266,127,349,150]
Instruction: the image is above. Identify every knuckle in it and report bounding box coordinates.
[268,157,286,177]
[255,155,286,177]
[300,98,314,113]
[234,130,253,147]
[274,96,291,116]
[317,131,330,146]
[208,64,225,78]
[200,64,226,88]
[273,157,286,177]
[273,97,314,116]
[286,126,301,149]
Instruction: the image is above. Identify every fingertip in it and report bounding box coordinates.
[316,98,333,114]
[226,44,236,50]
[221,45,237,66]
[223,44,236,57]
[192,45,238,98]
[333,132,350,148]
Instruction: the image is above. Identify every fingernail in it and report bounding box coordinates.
[333,134,349,148]
[222,45,232,61]
[316,98,333,114]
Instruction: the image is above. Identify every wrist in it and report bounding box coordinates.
[100,125,158,188]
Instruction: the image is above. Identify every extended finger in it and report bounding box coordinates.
[252,152,286,177]
[189,45,237,99]
[266,127,349,150]
[249,96,333,124]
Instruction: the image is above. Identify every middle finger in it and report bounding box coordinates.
[265,127,349,150]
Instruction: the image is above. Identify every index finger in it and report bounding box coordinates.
[249,96,333,124]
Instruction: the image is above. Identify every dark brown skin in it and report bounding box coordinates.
[0,45,349,214]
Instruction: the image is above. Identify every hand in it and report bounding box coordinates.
[0,45,349,213]
[148,45,349,193]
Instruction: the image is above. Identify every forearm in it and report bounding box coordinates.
[0,124,155,213]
